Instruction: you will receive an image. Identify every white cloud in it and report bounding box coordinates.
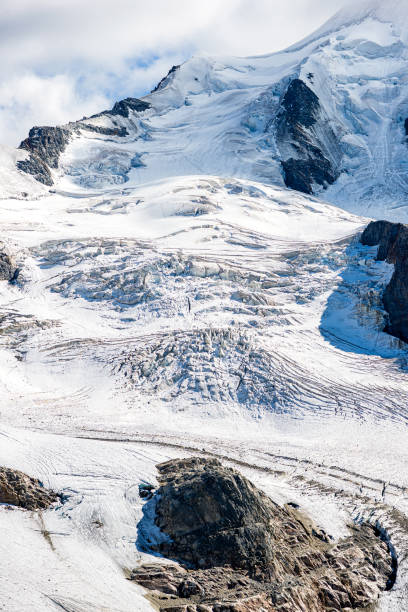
[0,0,347,145]
[0,74,107,146]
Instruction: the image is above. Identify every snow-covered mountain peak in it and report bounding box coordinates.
[4,0,407,223]
[331,0,408,28]
[295,0,408,48]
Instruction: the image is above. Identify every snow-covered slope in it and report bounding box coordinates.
[0,174,407,610]
[6,0,408,221]
[1,2,408,611]
[0,145,47,199]
[128,0,408,222]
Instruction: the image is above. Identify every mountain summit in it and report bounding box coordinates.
[2,0,406,222]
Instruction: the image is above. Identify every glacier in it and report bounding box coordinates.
[0,1,408,610]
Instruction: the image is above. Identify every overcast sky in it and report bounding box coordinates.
[0,0,348,146]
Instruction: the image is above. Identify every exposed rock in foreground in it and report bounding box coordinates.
[132,457,394,611]
[361,220,408,343]
[131,563,277,611]
[0,467,57,510]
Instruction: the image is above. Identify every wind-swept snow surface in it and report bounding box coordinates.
[1,2,408,610]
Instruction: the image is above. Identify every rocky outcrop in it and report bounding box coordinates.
[18,125,72,185]
[17,97,151,186]
[89,97,151,121]
[152,65,180,93]
[281,157,336,195]
[79,123,129,137]
[110,97,151,118]
[151,457,332,580]
[276,79,342,194]
[361,220,408,342]
[0,246,17,281]
[130,564,277,611]
[0,467,58,510]
[132,457,394,611]
[85,98,152,122]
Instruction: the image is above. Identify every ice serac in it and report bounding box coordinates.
[276,79,341,194]
[361,220,408,342]
[134,457,394,611]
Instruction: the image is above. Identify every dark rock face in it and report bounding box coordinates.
[0,247,17,281]
[0,467,58,510]
[152,64,180,93]
[17,98,150,185]
[110,97,151,118]
[17,154,53,186]
[361,220,408,342]
[281,157,336,195]
[152,457,324,581]
[133,457,394,611]
[89,97,151,121]
[276,79,341,194]
[18,125,71,186]
[80,123,129,137]
[279,78,320,128]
